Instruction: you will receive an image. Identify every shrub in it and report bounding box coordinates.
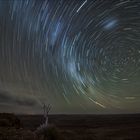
[35,124,64,140]
[0,113,21,128]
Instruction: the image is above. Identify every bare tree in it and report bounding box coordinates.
[35,103,51,140]
[43,103,51,126]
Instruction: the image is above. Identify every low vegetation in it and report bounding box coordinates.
[0,113,64,140]
[0,113,140,139]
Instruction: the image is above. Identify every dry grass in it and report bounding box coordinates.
[0,126,64,140]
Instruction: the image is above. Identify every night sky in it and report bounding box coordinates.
[0,0,140,114]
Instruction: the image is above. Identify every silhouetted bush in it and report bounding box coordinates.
[0,118,11,127]
[35,124,64,140]
[45,124,61,140]
[0,113,21,128]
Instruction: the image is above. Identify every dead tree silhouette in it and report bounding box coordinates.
[35,103,51,140]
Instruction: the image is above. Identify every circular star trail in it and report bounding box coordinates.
[0,0,140,113]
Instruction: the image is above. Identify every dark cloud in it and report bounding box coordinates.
[0,90,37,107]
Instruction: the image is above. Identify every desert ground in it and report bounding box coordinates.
[0,113,140,140]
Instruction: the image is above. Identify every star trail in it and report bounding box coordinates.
[0,0,140,114]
